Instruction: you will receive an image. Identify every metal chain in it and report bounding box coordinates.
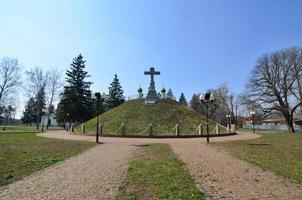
[138,125,149,134]
[112,126,122,134]
[216,123,227,133]
[192,126,199,135]
[168,125,176,134]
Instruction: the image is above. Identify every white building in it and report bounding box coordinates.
[40,113,58,126]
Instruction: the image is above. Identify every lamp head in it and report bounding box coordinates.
[209,93,215,101]
[91,92,101,100]
[91,93,97,100]
[199,93,205,101]
[95,92,101,99]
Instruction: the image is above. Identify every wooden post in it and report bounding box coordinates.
[121,123,126,136]
[176,124,180,136]
[215,124,219,134]
[71,123,74,132]
[149,123,153,136]
[81,123,85,134]
[231,124,235,133]
[198,124,203,135]
[99,124,103,135]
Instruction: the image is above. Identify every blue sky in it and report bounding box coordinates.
[1,0,302,115]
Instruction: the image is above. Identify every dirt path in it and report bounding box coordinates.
[1,131,302,200]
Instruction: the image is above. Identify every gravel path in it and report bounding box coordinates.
[0,138,135,200]
[1,131,302,200]
[170,139,302,200]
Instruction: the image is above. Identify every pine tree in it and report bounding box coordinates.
[21,98,37,126]
[179,92,187,105]
[35,84,46,129]
[56,54,93,123]
[106,74,125,109]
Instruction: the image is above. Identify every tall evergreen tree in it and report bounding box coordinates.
[105,74,125,109]
[179,92,187,105]
[21,98,37,126]
[56,54,93,123]
[35,84,46,129]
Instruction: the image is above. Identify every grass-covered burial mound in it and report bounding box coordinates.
[81,99,216,136]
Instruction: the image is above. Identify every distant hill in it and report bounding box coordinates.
[81,99,217,135]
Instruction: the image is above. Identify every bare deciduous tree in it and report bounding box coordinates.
[25,67,48,98]
[244,47,302,132]
[228,93,241,125]
[45,69,63,128]
[290,47,302,111]
[25,67,48,129]
[190,83,234,126]
[211,84,230,125]
[0,58,21,113]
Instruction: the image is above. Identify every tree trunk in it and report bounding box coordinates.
[36,115,40,129]
[286,117,295,133]
[287,123,295,133]
[46,115,49,129]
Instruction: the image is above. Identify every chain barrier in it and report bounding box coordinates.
[192,126,199,135]
[216,123,228,134]
[168,125,177,134]
[138,125,149,134]
[112,126,122,134]
[105,123,228,136]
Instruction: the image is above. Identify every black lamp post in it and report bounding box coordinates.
[251,111,256,133]
[66,113,70,131]
[226,114,231,133]
[91,92,105,143]
[199,92,215,143]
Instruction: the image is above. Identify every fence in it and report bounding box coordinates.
[127,94,176,101]
[77,122,235,138]
[243,124,302,131]
[127,94,146,101]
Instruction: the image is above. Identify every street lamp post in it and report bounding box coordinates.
[199,92,215,143]
[226,114,231,133]
[66,113,70,131]
[91,92,105,143]
[250,111,256,133]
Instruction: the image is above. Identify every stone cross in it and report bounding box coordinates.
[144,67,160,90]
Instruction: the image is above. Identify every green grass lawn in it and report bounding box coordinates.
[212,131,302,184]
[116,143,204,200]
[0,132,95,186]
